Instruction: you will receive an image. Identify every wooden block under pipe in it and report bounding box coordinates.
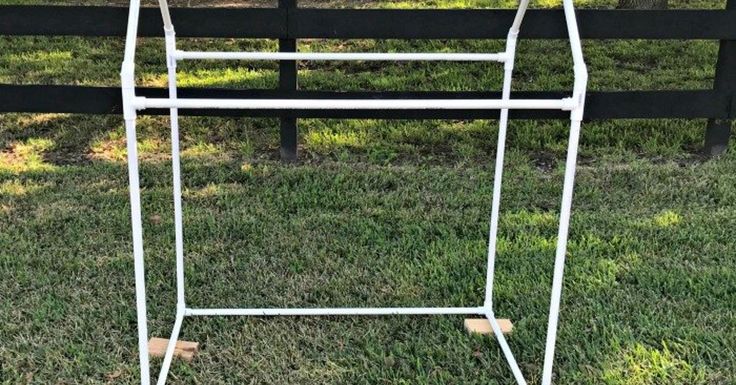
[148,337,199,362]
[464,318,513,335]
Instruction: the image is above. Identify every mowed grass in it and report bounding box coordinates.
[2,150,736,384]
[1,0,736,384]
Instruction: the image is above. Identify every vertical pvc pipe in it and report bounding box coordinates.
[540,117,582,385]
[165,28,186,312]
[484,0,530,311]
[122,2,149,383]
[541,2,587,381]
[483,62,514,309]
[124,116,151,385]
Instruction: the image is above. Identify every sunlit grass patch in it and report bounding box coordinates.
[32,197,91,224]
[305,128,369,154]
[172,68,277,88]
[181,142,224,159]
[0,50,73,82]
[14,113,70,128]
[504,210,557,226]
[3,49,72,64]
[300,119,495,160]
[89,131,127,162]
[0,137,57,173]
[89,117,173,162]
[602,343,709,385]
[0,203,12,216]
[89,134,166,162]
[577,257,622,291]
[498,234,557,253]
[184,182,225,199]
[570,250,645,293]
[653,210,682,228]
[0,179,47,196]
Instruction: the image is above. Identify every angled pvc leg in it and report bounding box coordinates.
[125,115,151,385]
[157,0,174,30]
[540,1,588,382]
[156,310,184,385]
[483,36,530,385]
[484,0,530,312]
[540,116,583,385]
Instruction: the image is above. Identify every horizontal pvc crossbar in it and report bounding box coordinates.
[136,98,576,111]
[172,50,508,62]
[184,307,486,316]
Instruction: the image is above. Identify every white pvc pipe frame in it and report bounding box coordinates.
[120,1,588,384]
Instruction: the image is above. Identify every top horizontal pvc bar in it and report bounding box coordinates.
[173,50,508,62]
[134,97,576,111]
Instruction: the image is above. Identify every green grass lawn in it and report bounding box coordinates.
[1,0,735,384]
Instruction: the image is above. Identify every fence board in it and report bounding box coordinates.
[290,9,736,40]
[0,6,285,38]
[0,85,729,120]
[0,6,735,39]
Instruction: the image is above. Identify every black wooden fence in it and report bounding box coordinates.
[0,3,734,161]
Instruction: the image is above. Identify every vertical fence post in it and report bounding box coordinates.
[704,0,735,156]
[279,0,298,162]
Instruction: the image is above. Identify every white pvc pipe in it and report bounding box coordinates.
[164,30,186,313]
[563,0,585,71]
[540,118,582,385]
[157,0,173,30]
[563,0,589,106]
[173,50,508,62]
[510,0,532,34]
[137,98,574,111]
[484,66,515,309]
[124,116,151,385]
[155,310,184,385]
[487,314,528,385]
[123,0,142,72]
[539,4,588,383]
[185,307,485,317]
[122,5,148,385]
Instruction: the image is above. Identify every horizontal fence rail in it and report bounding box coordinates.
[1,85,732,120]
[1,6,736,39]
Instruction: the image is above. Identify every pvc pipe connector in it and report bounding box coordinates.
[164,28,177,69]
[120,62,137,119]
